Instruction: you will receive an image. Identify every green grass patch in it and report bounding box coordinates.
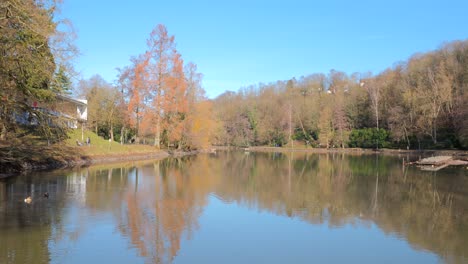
[65,129,163,156]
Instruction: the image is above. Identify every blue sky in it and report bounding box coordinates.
[61,0,468,98]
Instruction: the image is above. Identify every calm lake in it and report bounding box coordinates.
[0,151,467,264]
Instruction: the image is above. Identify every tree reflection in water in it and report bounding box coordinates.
[0,152,466,263]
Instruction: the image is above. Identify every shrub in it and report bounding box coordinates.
[349,128,390,149]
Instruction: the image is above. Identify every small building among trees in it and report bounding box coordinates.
[15,94,87,129]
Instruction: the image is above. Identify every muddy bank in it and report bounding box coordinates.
[0,145,181,179]
[0,145,87,177]
[0,151,170,179]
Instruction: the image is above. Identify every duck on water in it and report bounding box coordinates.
[24,192,49,204]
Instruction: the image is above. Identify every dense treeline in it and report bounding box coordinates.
[213,40,468,149]
[78,24,217,150]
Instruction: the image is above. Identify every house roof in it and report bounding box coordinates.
[56,94,87,106]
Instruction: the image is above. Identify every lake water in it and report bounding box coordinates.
[1,151,467,264]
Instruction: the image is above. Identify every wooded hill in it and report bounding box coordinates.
[212,40,468,150]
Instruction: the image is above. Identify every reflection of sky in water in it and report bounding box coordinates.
[50,211,145,264]
[45,194,440,264]
[174,195,440,264]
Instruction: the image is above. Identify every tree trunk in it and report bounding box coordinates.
[376,107,379,131]
[110,123,114,142]
[120,126,125,145]
[154,117,160,148]
[135,107,140,144]
[289,104,293,149]
[404,126,410,149]
[375,107,379,150]
[298,114,311,144]
[0,122,6,140]
[0,106,4,140]
[340,128,344,149]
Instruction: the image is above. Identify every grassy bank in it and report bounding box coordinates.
[65,129,164,157]
[0,129,168,176]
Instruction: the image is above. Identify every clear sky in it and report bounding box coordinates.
[61,0,468,98]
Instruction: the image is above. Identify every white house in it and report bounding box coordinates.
[16,94,88,129]
[55,94,88,128]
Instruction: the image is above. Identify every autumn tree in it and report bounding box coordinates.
[328,70,351,148]
[346,74,371,130]
[443,41,468,148]
[185,100,217,149]
[78,75,123,141]
[124,55,150,143]
[359,73,383,149]
[181,63,217,149]
[145,24,176,148]
[161,52,188,148]
[294,74,325,145]
[116,57,145,144]
[419,55,453,143]
[317,98,334,148]
[118,24,215,149]
[255,85,287,146]
[213,91,254,146]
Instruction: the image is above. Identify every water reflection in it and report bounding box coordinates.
[0,152,467,263]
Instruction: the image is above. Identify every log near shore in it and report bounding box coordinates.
[411,156,468,171]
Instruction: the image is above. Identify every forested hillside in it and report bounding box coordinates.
[212,40,468,149]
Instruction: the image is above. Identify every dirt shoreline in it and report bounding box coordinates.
[0,150,182,179]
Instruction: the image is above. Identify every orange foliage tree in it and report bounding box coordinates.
[118,55,150,143]
[118,24,217,149]
[145,24,176,148]
[181,62,218,149]
[162,51,188,148]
